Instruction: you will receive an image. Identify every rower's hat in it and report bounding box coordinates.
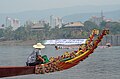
[33,43,45,49]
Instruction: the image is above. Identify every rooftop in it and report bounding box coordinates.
[64,22,84,28]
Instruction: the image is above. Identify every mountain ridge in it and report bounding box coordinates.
[0,5,120,24]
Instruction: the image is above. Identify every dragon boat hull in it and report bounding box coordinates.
[0,66,35,78]
[0,49,92,78]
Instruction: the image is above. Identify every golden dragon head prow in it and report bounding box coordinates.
[102,29,109,35]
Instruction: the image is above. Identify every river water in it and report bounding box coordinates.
[0,45,120,79]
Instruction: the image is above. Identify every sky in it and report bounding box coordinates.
[0,0,120,13]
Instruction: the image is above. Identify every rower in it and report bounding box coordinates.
[26,43,45,66]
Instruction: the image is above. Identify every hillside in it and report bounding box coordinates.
[0,5,120,24]
[62,10,120,22]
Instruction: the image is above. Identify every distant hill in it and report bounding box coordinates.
[62,10,120,22]
[0,5,120,25]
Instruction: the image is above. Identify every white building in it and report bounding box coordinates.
[11,19,20,30]
[6,17,20,30]
[50,15,62,28]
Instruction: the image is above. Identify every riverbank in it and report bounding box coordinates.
[0,40,36,46]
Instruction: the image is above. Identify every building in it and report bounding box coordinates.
[63,22,84,28]
[89,16,103,25]
[26,20,48,30]
[89,16,112,25]
[6,17,20,30]
[89,11,104,25]
[63,22,84,38]
[49,15,62,28]
[11,19,20,30]
[89,11,112,25]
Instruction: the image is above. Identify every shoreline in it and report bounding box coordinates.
[0,40,119,46]
[0,40,36,46]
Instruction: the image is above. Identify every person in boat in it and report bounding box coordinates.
[55,45,58,50]
[106,42,111,47]
[26,43,45,66]
[55,42,59,50]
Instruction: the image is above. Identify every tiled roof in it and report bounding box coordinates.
[65,22,84,27]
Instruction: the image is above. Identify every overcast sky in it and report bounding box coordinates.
[0,0,120,13]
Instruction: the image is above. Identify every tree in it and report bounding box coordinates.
[100,21,107,28]
[43,23,51,39]
[84,21,99,32]
[14,26,28,40]
[107,22,120,34]
[3,26,13,40]
[0,29,4,37]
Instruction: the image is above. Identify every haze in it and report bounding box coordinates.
[0,0,120,13]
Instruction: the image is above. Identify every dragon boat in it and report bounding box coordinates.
[0,29,109,78]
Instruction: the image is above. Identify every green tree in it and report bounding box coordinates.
[0,29,4,37]
[100,21,107,28]
[84,21,99,32]
[107,22,120,34]
[4,26,13,40]
[43,23,51,39]
[14,26,25,40]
